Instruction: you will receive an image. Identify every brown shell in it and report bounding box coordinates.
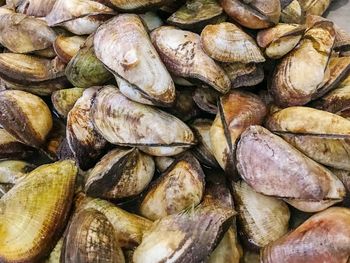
[108,0,169,12]
[53,35,86,63]
[222,63,265,88]
[298,0,331,16]
[8,0,57,17]
[280,0,304,24]
[193,86,219,114]
[0,128,34,159]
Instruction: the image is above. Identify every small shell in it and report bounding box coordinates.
[154,156,175,172]
[52,87,84,118]
[53,35,86,63]
[222,63,264,88]
[280,0,304,24]
[0,159,35,185]
[139,11,163,31]
[193,86,219,114]
[108,0,169,12]
[201,22,265,63]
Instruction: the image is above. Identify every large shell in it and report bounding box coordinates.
[79,197,152,248]
[222,63,265,88]
[65,35,113,89]
[0,90,53,148]
[51,87,84,118]
[7,0,56,17]
[94,14,175,106]
[236,125,345,211]
[67,87,108,170]
[62,208,125,263]
[91,86,196,152]
[201,22,265,63]
[210,91,267,179]
[270,20,335,106]
[151,26,231,94]
[0,12,56,53]
[53,35,86,63]
[233,181,290,249]
[133,198,235,263]
[219,0,281,29]
[85,148,154,199]
[298,0,331,16]
[266,106,350,170]
[0,128,34,159]
[140,154,205,220]
[0,160,77,262]
[261,207,350,263]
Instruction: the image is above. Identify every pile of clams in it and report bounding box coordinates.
[0,0,350,262]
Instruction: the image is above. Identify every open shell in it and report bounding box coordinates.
[151,26,231,94]
[94,14,175,106]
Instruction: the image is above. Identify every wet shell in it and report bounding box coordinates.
[236,125,345,208]
[51,87,84,118]
[261,207,350,263]
[222,63,265,88]
[0,12,56,53]
[94,14,175,106]
[270,20,335,106]
[67,87,108,170]
[91,86,196,151]
[0,128,34,159]
[0,160,77,262]
[201,22,265,63]
[62,208,125,263]
[151,26,231,94]
[53,35,86,63]
[140,154,205,220]
[266,106,350,170]
[219,0,281,29]
[85,148,155,199]
[0,90,53,148]
[7,0,57,17]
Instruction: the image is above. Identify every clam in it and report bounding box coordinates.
[150,26,231,94]
[201,22,265,63]
[270,20,335,106]
[107,0,169,12]
[191,119,219,168]
[0,12,56,53]
[232,181,290,249]
[0,160,35,185]
[62,208,125,263]
[85,147,154,199]
[167,0,225,31]
[51,87,84,118]
[266,106,350,170]
[65,35,113,89]
[280,0,304,24]
[257,23,306,59]
[236,125,346,212]
[139,153,205,220]
[219,0,281,29]
[0,160,77,262]
[193,86,219,114]
[7,0,56,17]
[0,128,34,159]
[298,0,331,16]
[0,90,53,148]
[133,196,235,263]
[67,87,108,170]
[79,197,152,248]
[154,156,175,172]
[94,14,175,106]
[210,91,267,179]
[222,63,265,88]
[45,0,115,35]
[261,207,350,263]
[53,35,86,63]
[139,11,163,31]
[91,86,196,155]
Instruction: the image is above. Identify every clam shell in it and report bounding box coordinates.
[266,106,350,170]
[201,22,265,63]
[193,86,219,114]
[53,35,86,63]
[43,117,66,160]
[222,63,264,88]
[0,90,53,148]
[220,0,281,29]
[51,87,84,118]
[0,160,77,262]
[33,46,57,58]
[62,208,125,263]
[85,148,155,199]
[261,207,350,263]
[108,0,169,11]
[298,0,331,16]
[67,87,108,170]
[270,20,335,106]
[8,0,56,17]
[281,0,304,24]
[91,86,196,149]
[151,26,231,94]
[236,125,345,204]
[140,153,205,220]
[94,14,175,106]
[0,128,34,159]
[0,12,56,53]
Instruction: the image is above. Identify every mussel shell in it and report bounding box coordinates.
[53,35,86,63]
[51,87,84,118]
[108,0,169,12]
[85,148,155,199]
[94,14,175,106]
[0,160,77,262]
[261,207,350,263]
[0,128,34,159]
[139,153,205,220]
[7,0,56,17]
[298,0,331,16]
[91,86,196,149]
[0,12,56,53]
[266,106,350,170]
[67,87,108,170]
[280,0,304,24]
[62,208,125,263]
[0,160,35,188]
[222,63,265,88]
[236,125,345,202]
[0,90,53,148]
[193,86,219,114]
[233,181,290,249]
[150,26,231,94]
[201,22,265,63]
